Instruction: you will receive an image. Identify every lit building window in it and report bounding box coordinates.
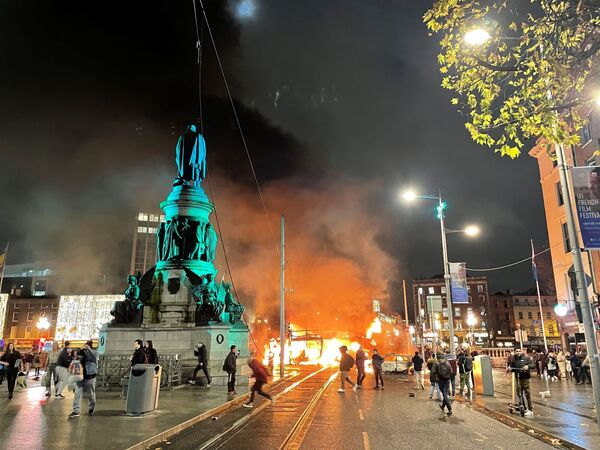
[518,312,523,319]
[428,287,435,295]
[477,285,484,293]
[138,213,148,221]
[137,226,148,233]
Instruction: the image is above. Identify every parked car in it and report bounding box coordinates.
[381,354,412,374]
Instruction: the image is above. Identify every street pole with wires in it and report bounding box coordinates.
[280,214,286,378]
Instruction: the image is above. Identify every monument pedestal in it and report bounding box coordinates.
[99,322,250,385]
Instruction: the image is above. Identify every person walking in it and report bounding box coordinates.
[411,351,424,390]
[68,340,98,418]
[371,349,385,389]
[131,339,146,366]
[55,341,72,399]
[457,350,473,396]
[547,352,558,381]
[0,343,21,400]
[243,356,274,408]
[355,346,366,389]
[223,345,238,395]
[565,352,573,380]
[582,354,591,384]
[32,350,41,380]
[190,342,211,386]
[427,354,442,401]
[557,350,567,380]
[44,342,60,398]
[433,352,453,416]
[570,352,583,384]
[337,346,357,393]
[144,340,158,365]
[444,351,458,399]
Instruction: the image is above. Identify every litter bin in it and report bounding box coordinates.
[125,364,162,415]
[472,355,494,396]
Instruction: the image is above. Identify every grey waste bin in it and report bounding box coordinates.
[473,355,494,396]
[125,364,162,415]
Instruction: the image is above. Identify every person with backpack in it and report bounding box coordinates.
[69,340,97,418]
[411,351,425,390]
[433,352,453,416]
[337,346,358,393]
[223,345,238,395]
[457,350,473,396]
[243,356,274,408]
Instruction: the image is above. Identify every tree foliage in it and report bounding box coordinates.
[424,0,600,158]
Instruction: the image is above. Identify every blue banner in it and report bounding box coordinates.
[573,167,600,249]
[450,262,468,304]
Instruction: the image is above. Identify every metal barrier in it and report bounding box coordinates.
[96,354,181,390]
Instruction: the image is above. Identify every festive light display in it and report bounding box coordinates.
[0,294,7,339]
[55,295,122,341]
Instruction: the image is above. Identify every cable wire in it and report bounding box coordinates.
[466,245,553,272]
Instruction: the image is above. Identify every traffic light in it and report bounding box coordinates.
[436,202,447,219]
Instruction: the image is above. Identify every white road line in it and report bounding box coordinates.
[362,432,371,450]
[358,409,364,420]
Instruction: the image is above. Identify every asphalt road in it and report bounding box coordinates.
[300,373,556,450]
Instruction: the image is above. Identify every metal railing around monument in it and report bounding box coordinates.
[96,354,182,391]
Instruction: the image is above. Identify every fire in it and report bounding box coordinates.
[262,336,363,368]
[366,317,382,340]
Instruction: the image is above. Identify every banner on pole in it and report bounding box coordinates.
[449,262,468,304]
[572,166,600,249]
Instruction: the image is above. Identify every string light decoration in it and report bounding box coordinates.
[0,294,7,339]
[55,295,122,341]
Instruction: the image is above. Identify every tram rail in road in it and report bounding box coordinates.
[148,366,338,450]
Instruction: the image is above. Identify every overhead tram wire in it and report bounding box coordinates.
[194,0,298,313]
[191,0,262,356]
[466,245,555,272]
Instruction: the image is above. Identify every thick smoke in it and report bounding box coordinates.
[209,175,398,335]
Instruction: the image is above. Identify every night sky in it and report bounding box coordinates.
[0,1,549,315]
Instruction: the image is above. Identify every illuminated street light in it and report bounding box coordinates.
[554,303,568,317]
[37,317,50,331]
[466,314,477,327]
[464,225,480,237]
[464,28,491,46]
[402,190,417,202]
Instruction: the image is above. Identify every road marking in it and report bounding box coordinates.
[358,409,364,420]
[362,432,371,450]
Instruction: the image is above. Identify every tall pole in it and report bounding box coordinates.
[556,143,600,425]
[439,194,456,356]
[531,239,548,352]
[0,242,9,295]
[402,280,409,326]
[280,215,285,378]
[418,288,425,357]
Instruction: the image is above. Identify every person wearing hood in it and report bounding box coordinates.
[433,352,453,416]
[337,346,357,393]
[355,346,366,389]
[190,342,211,386]
[243,356,274,408]
[427,354,442,401]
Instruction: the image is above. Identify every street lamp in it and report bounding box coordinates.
[36,317,50,346]
[554,302,569,352]
[401,189,480,356]
[464,28,491,46]
[466,314,477,346]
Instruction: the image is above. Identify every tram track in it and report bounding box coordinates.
[148,366,338,450]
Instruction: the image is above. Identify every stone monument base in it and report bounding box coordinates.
[98,322,250,385]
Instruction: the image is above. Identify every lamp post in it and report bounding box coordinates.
[554,302,569,352]
[466,314,477,347]
[402,189,480,356]
[36,317,50,349]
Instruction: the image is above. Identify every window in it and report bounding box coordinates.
[51,312,57,321]
[467,307,473,315]
[454,308,461,317]
[27,312,34,321]
[149,214,159,222]
[477,285,484,293]
[441,286,447,294]
[562,222,571,253]
[13,303,20,310]
[518,312,523,320]
[428,287,435,295]
[543,299,548,305]
[505,312,510,321]
[556,181,564,206]
[138,213,148,221]
[442,308,448,318]
[549,324,555,334]
[39,311,46,317]
[528,311,533,319]
[546,312,551,320]
[504,300,508,308]
[25,326,31,338]
[580,121,592,145]
[160,214,165,222]
[515,299,520,306]
[12,312,18,322]
[530,324,535,335]
[137,226,148,233]
[148,227,157,234]
[480,306,486,315]
[28,303,34,309]
[478,295,485,304]
[41,302,48,309]
[537,312,541,319]
[467,285,471,292]
[51,303,58,309]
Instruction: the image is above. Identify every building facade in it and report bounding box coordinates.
[130,212,165,275]
[529,108,600,345]
[488,292,516,346]
[511,291,560,348]
[412,276,491,347]
[2,297,60,344]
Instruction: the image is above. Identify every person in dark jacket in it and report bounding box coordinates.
[190,342,211,386]
[412,351,425,390]
[131,339,146,366]
[457,350,473,396]
[372,349,385,389]
[355,346,366,388]
[427,355,442,400]
[570,353,583,384]
[243,357,274,408]
[433,352,453,416]
[144,340,159,365]
[224,345,238,395]
[508,348,535,417]
[337,346,357,393]
[55,341,72,398]
[69,340,98,418]
[0,343,21,399]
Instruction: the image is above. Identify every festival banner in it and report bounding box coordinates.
[449,262,468,304]
[572,166,600,249]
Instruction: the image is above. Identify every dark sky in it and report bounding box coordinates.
[0,1,549,309]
